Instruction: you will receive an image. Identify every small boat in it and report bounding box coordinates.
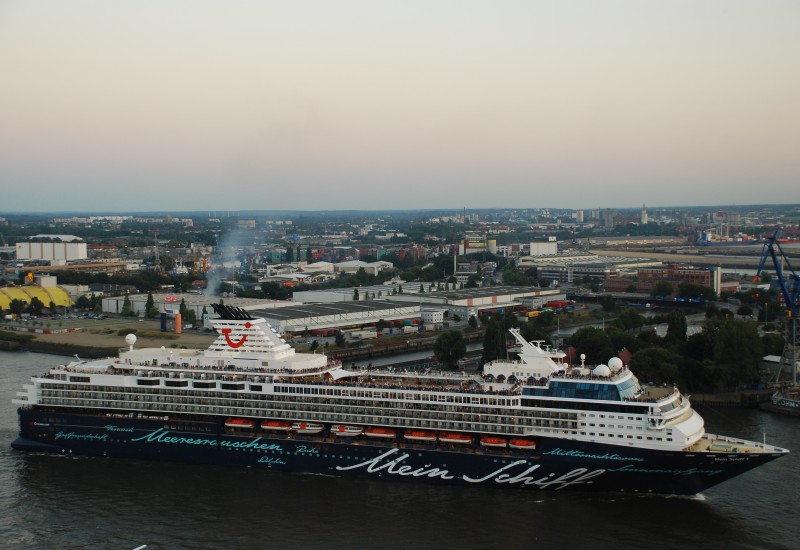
[404,430,436,443]
[480,437,507,448]
[364,427,397,439]
[332,424,363,437]
[260,420,291,432]
[508,438,536,450]
[439,432,473,445]
[225,418,254,429]
[292,421,324,434]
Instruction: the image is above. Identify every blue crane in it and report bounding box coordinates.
[754,230,800,384]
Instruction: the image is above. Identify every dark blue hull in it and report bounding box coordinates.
[12,408,782,495]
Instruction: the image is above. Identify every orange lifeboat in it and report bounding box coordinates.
[479,437,507,448]
[508,438,537,450]
[225,418,254,429]
[438,432,473,445]
[364,427,397,439]
[260,420,291,432]
[404,430,437,443]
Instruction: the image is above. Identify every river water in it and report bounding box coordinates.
[1,350,797,550]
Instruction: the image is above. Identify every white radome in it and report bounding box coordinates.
[125,334,137,346]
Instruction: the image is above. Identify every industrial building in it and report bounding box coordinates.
[516,253,661,284]
[0,281,72,311]
[248,300,421,335]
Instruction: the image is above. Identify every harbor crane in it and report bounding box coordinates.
[754,230,800,384]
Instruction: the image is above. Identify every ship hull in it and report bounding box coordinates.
[12,408,782,495]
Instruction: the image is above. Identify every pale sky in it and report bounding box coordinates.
[1,1,798,213]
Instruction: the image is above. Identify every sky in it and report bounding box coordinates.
[1,1,799,213]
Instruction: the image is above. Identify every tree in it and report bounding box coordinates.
[568,327,614,366]
[713,320,763,390]
[201,305,208,319]
[121,295,133,316]
[27,297,45,316]
[652,280,673,297]
[179,298,188,319]
[599,295,618,312]
[737,305,754,317]
[433,330,466,369]
[762,332,784,356]
[468,315,478,329]
[145,292,157,318]
[334,332,346,347]
[353,288,359,301]
[75,295,91,310]
[309,340,319,352]
[615,308,645,331]
[481,316,507,367]
[666,310,688,341]
[9,299,26,317]
[630,347,680,386]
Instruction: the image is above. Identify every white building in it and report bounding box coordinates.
[16,241,88,263]
[421,309,445,324]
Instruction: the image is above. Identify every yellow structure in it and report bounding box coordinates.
[0,285,72,310]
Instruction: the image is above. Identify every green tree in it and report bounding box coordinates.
[630,347,680,385]
[599,295,618,312]
[468,315,478,329]
[615,308,645,331]
[737,305,754,317]
[121,295,133,316]
[761,332,785,356]
[666,310,688,341]
[481,316,508,367]
[353,288,359,301]
[652,280,673,297]
[713,320,763,390]
[309,340,319,352]
[9,299,26,317]
[334,332,346,347]
[568,327,614,366]
[179,298,188,319]
[145,292,157,318]
[27,297,45,316]
[433,330,466,369]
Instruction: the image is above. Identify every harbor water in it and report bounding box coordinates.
[1,350,797,550]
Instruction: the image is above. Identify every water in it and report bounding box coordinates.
[1,351,798,550]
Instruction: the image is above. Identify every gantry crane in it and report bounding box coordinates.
[754,230,800,385]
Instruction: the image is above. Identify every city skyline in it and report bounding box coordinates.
[2,1,799,212]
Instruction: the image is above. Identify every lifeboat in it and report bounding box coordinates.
[508,438,537,450]
[225,418,254,429]
[260,420,291,432]
[439,432,473,445]
[292,421,324,434]
[364,427,397,439]
[479,437,507,448]
[404,430,437,443]
[332,424,363,437]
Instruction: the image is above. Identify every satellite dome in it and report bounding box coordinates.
[608,357,624,371]
[593,364,611,377]
[125,334,137,346]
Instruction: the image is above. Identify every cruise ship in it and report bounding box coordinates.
[12,305,788,494]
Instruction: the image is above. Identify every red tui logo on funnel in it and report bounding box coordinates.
[221,322,251,348]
